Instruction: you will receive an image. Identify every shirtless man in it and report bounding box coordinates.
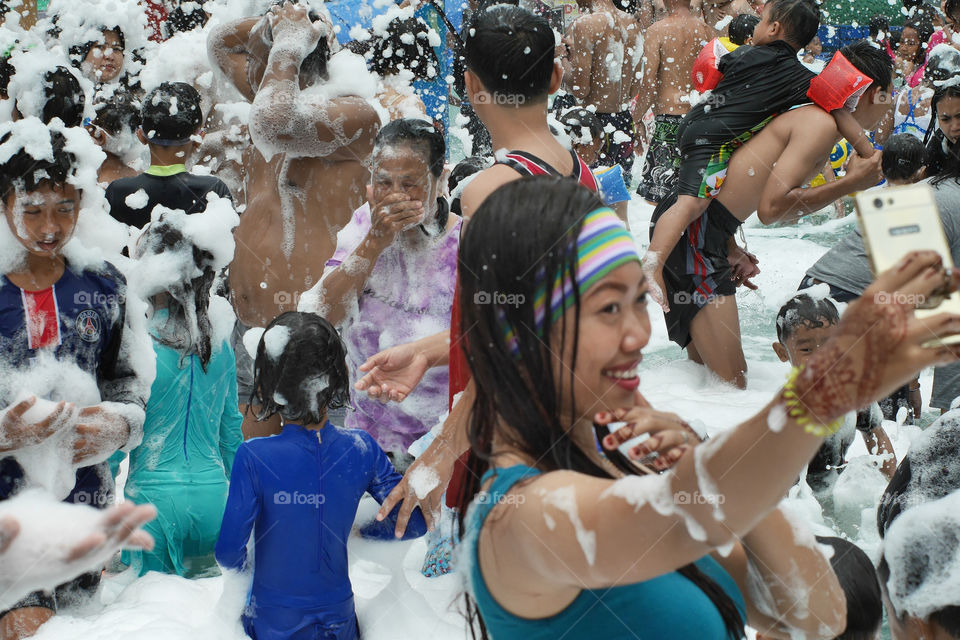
[693,0,756,33]
[651,40,890,387]
[208,2,379,438]
[562,0,644,182]
[633,0,714,203]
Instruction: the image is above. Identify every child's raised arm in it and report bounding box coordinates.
[832,108,877,160]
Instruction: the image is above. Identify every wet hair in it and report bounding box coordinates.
[924,85,960,184]
[448,156,487,193]
[557,107,605,147]
[164,0,209,38]
[882,134,926,182]
[369,15,439,81]
[0,127,77,202]
[902,17,935,65]
[455,176,745,640]
[463,5,555,103]
[37,67,85,128]
[815,536,882,640]
[135,218,217,369]
[948,0,960,21]
[876,418,960,634]
[265,0,329,81]
[92,90,142,136]
[766,0,820,50]
[840,40,894,92]
[373,118,445,178]
[869,14,890,39]
[775,293,839,343]
[0,54,13,100]
[927,45,960,85]
[141,81,203,144]
[250,311,350,425]
[729,14,760,46]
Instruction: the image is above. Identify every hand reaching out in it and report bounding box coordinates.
[728,244,760,290]
[355,342,431,403]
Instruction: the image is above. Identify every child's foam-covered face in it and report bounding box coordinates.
[84,30,124,84]
[3,183,80,259]
[775,321,836,369]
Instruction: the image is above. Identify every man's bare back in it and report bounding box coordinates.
[565,0,643,113]
[210,9,379,328]
[230,146,370,327]
[634,6,714,117]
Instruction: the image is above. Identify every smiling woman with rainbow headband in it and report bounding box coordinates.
[453,175,960,640]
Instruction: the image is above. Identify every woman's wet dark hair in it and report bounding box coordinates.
[136,218,217,369]
[368,15,439,82]
[455,176,744,640]
[374,118,445,178]
[0,127,76,202]
[815,536,882,640]
[250,311,350,425]
[924,84,960,183]
[882,133,926,182]
[876,417,960,634]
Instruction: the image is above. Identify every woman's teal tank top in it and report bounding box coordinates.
[466,465,747,639]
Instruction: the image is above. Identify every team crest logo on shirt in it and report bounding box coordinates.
[75,309,102,343]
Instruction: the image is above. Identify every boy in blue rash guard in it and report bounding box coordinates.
[215,312,426,640]
[0,118,151,638]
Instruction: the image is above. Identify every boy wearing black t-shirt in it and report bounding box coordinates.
[106,82,231,229]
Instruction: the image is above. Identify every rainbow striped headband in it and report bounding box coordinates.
[501,207,640,353]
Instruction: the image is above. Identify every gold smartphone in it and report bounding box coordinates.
[856,183,960,345]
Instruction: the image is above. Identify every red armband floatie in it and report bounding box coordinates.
[692,38,737,93]
[807,51,874,112]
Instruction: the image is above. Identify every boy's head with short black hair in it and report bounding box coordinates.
[773,292,839,368]
[729,14,760,46]
[139,81,203,147]
[882,133,927,185]
[815,536,883,640]
[463,5,556,106]
[250,312,350,426]
[753,0,821,51]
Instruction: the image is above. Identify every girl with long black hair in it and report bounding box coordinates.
[455,176,960,639]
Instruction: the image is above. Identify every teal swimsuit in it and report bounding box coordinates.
[466,465,747,639]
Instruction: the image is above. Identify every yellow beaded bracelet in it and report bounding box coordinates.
[783,366,845,437]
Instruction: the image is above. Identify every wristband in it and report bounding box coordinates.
[782,366,846,437]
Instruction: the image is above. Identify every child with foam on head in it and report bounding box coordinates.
[105,81,231,231]
[215,312,426,640]
[646,0,880,309]
[773,293,897,498]
[0,117,153,638]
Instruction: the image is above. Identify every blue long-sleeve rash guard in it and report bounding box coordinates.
[215,422,426,609]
